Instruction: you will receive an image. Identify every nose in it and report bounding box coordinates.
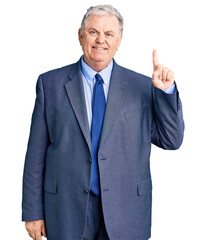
[96,33,105,44]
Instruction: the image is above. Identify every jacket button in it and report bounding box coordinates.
[83,189,89,194]
[88,157,92,163]
[103,189,109,192]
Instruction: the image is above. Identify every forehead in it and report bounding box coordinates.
[85,14,120,32]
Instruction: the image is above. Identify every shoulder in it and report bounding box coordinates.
[39,62,77,80]
[36,60,81,88]
[114,61,152,88]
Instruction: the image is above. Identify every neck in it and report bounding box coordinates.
[83,57,111,72]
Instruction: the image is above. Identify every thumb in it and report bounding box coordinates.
[152,68,159,80]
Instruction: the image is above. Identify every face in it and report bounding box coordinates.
[78,15,122,72]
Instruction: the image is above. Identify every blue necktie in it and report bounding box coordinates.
[90,73,106,195]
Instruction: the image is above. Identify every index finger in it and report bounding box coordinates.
[153,49,159,70]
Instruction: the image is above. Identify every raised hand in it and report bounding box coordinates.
[25,220,47,240]
[152,49,175,89]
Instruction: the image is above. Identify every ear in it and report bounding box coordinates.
[78,28,82,45]
[117,35,123,50]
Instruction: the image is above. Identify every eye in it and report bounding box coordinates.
[90,30,97,35]
[106,33,113,37]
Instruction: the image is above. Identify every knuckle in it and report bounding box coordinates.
[153,71,158,77]
[168,71,173,78]
[163,67,168,73]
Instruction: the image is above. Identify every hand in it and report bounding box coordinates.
[25,220,47,240]
[152,49,175,89]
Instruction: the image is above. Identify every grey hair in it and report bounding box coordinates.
[80,5,124,36]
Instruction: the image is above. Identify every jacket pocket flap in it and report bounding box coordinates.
[137,178,152,196]
[44,177,57,194]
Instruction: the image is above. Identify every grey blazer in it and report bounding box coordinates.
[22,59,184,240]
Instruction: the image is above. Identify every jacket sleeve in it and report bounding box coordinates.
[22,75,50,221]
[151,85,184,150]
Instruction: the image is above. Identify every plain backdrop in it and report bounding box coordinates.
[1,0,206,239]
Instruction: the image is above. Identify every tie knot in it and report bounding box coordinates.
[95,74,103,84]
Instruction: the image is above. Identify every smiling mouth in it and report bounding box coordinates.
[92,46,107,50]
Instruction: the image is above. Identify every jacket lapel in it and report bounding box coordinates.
[64,59,128,155]
[64,60,91,154]
[99,61,128,152]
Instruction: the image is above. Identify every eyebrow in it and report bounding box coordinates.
[88,28,99,33]
[105,30,115,34]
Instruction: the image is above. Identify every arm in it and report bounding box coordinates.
[151,85,184,149]
[151,50,184,149]
[22,75,50,221]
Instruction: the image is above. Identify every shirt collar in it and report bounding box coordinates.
[80,55,113,86]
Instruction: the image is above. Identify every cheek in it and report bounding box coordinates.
[83,40,93,51]
[108,40,119,51]
[81,42,89,52]
[110,44,118,53]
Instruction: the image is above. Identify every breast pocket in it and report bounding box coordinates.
[124,105,151,148]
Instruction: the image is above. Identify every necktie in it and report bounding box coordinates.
[90,73,106,195]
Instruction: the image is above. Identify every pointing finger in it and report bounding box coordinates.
[153,49,159,70]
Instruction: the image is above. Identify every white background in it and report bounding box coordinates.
[1,0,206,239]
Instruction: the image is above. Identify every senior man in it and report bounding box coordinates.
[22,4,184,240]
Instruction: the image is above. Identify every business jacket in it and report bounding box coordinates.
[22,58,184,240]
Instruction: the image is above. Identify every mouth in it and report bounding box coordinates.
[92,46,107,51]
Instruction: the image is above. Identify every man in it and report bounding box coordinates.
[22,5,184,240]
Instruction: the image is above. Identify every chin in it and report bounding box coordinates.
[91,53,105,60]
[93,58,105,63]
[90,56,106,63]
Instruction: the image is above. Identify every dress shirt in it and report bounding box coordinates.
[80,55,176,131]
[80,56,113,130]
[162,83,176,94]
